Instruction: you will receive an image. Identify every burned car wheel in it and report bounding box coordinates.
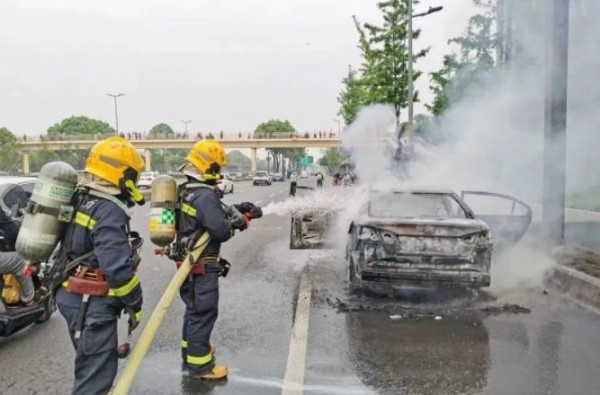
[348,258,359,286]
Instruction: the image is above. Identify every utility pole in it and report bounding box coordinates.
[181,119,192,133]
[106,93,125,133]
[543,0,570,244]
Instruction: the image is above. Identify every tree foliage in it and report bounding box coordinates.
[47,116,115,137]
[337,66,365,125]
[254,119,306,172]
[148,123,174,138]
[30,149,60,173]
[427,0,500,116]
[225,150,251,172]
[0,127,19,173]
[318,148,349,174]
[350,0,429,120]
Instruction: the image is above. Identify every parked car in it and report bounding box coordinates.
[0,177,36,216]
[253,171,272,186]
[137,171,159,189]
[270,173,285,182]
[290,188,532,289]
[217,174,234,194]
[300,171,308,179]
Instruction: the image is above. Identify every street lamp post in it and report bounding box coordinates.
[181,119,192,133]
[407,5,443,130]
[333,118,341,135]
[106,93,125,133]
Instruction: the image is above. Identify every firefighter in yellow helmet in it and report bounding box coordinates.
[55,136,145,395]
[169,139,261,380]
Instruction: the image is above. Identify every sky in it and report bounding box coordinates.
[0,0,476,137]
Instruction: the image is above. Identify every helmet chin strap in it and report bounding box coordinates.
[124,179,145,205]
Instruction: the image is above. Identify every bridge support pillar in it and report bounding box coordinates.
[250,147,257,173]
[22,152,30,175]
[144,148,152,171]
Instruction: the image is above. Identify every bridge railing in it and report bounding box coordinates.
[19,131,340,143]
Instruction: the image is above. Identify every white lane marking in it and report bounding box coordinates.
[255,200,263,205]
[282,273,312,395]
[270,194,276,198]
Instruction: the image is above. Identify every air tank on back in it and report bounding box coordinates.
[16,161,78,262]
[149,175,178,247]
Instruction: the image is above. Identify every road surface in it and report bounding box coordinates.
[1,179,600,395]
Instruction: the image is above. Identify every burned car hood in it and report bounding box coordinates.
[355,217,488,238]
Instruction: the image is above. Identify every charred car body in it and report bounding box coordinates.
[291,189,531,289]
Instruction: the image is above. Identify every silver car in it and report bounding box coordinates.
[291,189,531,289]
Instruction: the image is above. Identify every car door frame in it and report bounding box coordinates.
[461,190,532,251]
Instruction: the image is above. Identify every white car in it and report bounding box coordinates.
[300,171,308,179]
[137,171,159,189]
[253,171,271,186]
[217,174,234,194]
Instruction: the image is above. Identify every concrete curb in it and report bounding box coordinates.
[545,264,600,311]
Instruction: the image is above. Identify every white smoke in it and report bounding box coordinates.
[334,2,600,292]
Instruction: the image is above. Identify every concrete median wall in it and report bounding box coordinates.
[545,264,600,311]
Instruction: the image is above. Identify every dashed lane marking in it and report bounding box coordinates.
[281,273,312,395]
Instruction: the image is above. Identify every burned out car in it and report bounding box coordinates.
[291,189,531,289]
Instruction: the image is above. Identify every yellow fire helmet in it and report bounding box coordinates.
[84,136,146,204]
[187,139,227,181]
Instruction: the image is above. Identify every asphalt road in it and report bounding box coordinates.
[1,178,600,395]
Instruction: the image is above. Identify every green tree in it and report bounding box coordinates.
[47,116,115,138]
[254,119,306,172]
[337,65,365,125]
[148,123,174,139]
[45,116,115,169]
[225,150,251,173]
[427,0,500,116]
[353,0,429,120]
[318,148,349,174]
[0,127,19,173]
[30,149,60,173]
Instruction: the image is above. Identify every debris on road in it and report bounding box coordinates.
[479,304,531,316]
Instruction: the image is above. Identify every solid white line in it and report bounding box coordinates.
[255,200,263,205]
[281,273,312,395]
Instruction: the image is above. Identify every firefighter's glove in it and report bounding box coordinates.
[233,202,263,220]
[120,284,143,333]
[218,258,231,278]
[126,306,142,334]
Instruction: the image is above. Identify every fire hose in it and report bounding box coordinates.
[112,232,210,395]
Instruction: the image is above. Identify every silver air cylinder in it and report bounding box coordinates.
[16,161,78,262]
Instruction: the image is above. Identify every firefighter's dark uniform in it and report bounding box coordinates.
[56,194,142,395]
[178,184,232,375]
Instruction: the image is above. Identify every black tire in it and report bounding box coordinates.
[36,294,56,323]
[348,258,358,285]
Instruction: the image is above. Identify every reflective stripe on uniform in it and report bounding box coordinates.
[187,352,212,366]
[181,203,197,217]
[74,211,97,230]
[107,275,140,297]
[181,339,188,348]
[135,310,142,322]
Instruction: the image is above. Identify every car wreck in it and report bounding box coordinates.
[290,188,531,289]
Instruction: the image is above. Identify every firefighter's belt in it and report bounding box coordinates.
[64,266,109,296]
[176,257,219,275]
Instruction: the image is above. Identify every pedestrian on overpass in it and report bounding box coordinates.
[290,171,298,196]
[55,137,145,395]
[172,140,259,380]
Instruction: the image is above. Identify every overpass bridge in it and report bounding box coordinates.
[18,138,342,174]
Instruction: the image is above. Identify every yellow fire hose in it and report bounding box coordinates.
[112,232,211,395]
